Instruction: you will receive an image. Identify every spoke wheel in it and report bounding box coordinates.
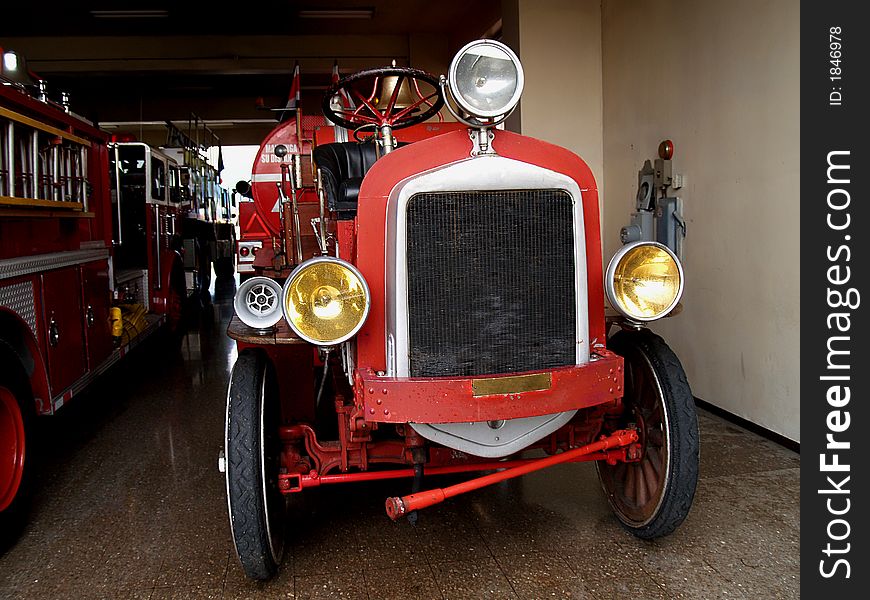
[322,67,444,131]
[597,330,699,538]
[225,350,286,580]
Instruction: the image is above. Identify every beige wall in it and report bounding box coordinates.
[409,33,451,77]
[601,0,800,441]
[504,0,604,193]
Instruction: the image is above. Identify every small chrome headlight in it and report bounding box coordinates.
[606,242,684,322]
[448,39,524,119]
[282,257,370,346]
[234,276,284,329]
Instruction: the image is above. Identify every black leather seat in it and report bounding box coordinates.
[313,142,380,216]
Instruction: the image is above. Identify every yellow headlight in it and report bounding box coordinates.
[606,242,683,321]
[282,258,370,345]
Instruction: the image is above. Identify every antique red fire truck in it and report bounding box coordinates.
[223,40,699,580]
[0,49,185,537]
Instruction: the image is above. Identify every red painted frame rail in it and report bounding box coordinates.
[385,428,639,519]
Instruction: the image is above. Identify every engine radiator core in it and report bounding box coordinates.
[406,189,576,378]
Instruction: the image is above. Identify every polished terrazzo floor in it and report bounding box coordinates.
[0,278,800,599]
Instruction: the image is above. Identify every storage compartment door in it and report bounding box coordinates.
[81,260,113,369]
[41,267,86,395]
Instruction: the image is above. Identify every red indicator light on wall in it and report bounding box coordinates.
[658,139,674,160]
[239,247,250,257]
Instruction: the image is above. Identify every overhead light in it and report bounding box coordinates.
[90,10,169,19]
[298,8,374,19]
[3,52,18,72]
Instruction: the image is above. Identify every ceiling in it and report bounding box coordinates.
[1,1,500,144]
[1,2,499,37]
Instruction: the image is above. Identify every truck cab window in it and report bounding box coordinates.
[151,157,166,201]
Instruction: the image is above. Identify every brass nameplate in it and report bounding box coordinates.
[472,372,552,397]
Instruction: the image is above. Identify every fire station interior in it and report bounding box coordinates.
[1,1,798,599]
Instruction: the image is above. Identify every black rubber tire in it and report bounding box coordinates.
[215,256,235,279]
[166,255,188,342]
[225,350,286,580]
[597,329,699,539]
[0,345,36,552]
[198,240,212,296]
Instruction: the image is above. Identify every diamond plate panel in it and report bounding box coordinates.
[0,248,108,281]
[0,279,38,338]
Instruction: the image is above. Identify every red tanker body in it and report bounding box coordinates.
[0,50,184,534]
[223,41,700,581]
[237,113,326,280]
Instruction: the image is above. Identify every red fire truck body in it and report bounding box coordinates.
[109,141,188,316]
[0,79,181,524]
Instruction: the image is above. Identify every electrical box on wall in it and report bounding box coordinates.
[619,139,686,258]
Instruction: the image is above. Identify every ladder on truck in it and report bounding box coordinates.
[0,105,91,213]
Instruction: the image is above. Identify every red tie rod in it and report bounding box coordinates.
[385,428,639,520]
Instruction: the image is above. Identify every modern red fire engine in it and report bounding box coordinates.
[0,49,184,534]
[222,40,700,581]
[161,122,238,290]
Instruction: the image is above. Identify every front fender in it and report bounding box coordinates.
[151,249,185,315]
[0,309,51,415]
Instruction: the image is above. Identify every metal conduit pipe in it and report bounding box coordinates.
[31,130,39,200]
[5,121,15,197]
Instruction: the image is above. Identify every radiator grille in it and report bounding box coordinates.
[406,189,576,377]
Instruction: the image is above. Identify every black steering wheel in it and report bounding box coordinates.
[322,67,444,131]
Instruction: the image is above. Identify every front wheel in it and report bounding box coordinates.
[215,256,235,279]
[597,330,699,539]
[166,256,187,339]
[0,351,35,550]
[197,240,212,296]
[225,350,286,580]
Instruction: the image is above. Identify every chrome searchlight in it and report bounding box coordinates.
[447,39,524,121]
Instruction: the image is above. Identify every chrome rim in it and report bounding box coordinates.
[0,386,25,512]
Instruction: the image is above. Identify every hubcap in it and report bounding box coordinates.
[598,349,670,527]
[0,386,25,512]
